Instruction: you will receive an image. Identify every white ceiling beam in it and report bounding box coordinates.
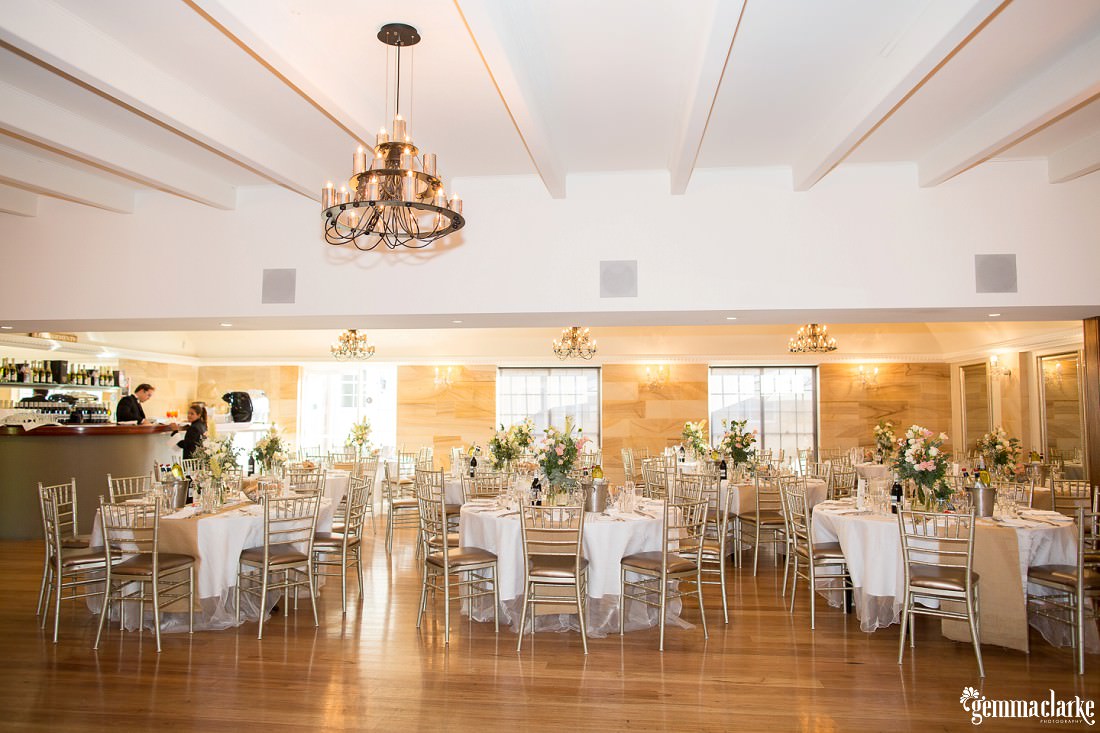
[0,144,134,213]
[919,33,1100,187]
[793,0,1006,192]
[0,0,325,198]
[1048,129,1100,183]
[0,80,236,209]
[668,0,746,195]
[455,0,566,199]
[183,0,373,148]
[0,182,38,217]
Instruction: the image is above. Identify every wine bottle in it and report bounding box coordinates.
[591,464,604,480]
[531,476,542,506]
[890,479,902,514]
[248,454,256,476]
[678,445,686,463]
[719,458,728,481]
[469,453,478,478]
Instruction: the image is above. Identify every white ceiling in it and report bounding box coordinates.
[0,0,1098,216]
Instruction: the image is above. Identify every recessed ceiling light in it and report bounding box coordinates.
[725,316,738,321]
[452,319,463,324]
[988,313,1001,317]
[220,322,233,327]
[0,325,12,330]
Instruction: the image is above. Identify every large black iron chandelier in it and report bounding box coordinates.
[553,327,597,360]
[788,323,838,353]
[321,23,465,251]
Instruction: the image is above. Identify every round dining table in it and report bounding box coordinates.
[459,499,685,637]
[89,495,336,632]
[810,500,1090,652]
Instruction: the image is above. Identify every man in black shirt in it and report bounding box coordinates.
[116,383,154,424]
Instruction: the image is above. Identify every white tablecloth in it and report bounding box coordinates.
[725,478,828,515]
[459,500,686,637]
[89,497,335,631]
[324,470,350,501]
[811,503,1084,648]
[853,462,891,482]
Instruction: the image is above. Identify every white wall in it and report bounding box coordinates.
[1,160,1098,326]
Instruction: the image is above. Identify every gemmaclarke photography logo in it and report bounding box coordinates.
[960,686,1096,726]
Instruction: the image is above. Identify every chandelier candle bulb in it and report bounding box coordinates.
[450,194,462,214]
[433,188,446,208]
[393,116,406,142]
[322,182,334,209]
[402,171,416,200]
[423,153,437,176]
[353,146,368,174]
[376,127,389,145]
[400,149,413,170]
[338,186,349,205]
[368,177,380,201]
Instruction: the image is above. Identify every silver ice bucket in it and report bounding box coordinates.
[159,479,190,510]
[966,486,996,518]
[584,479,610,513]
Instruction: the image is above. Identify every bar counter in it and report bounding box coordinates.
[0,423,176,539]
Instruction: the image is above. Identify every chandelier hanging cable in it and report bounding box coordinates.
[553,327,597,360]
[331,329,376,361]
[321,23,465,251]
[788,323,838,353]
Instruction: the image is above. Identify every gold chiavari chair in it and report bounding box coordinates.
[808,461,832,486]
[1051,479,1092,517]
[312,477,369,614]
[106,473,150,504]
[180,458,204,475]
[416,446,433,466]
[235,493,321,640]
[578,452,601,471]
[621,448,641,486]
[449,446,464,475]
[831,466,856,500]
[517,504,588,654]
[641,458,668,500]
[1027,507,1100,675]
[620,493,709,651]
[696,476,736,623]
[94,499,195,652]
[286,466,325,495]
[383,460,419,554]
[741,474,787,576]
[464,471,509,501]
[993,478,1033,508]
[897,509,983,677]
[35,479,91,617]
[398,450,418,480]
[335,455,380,533]
[38,485,105,642]
[797,448,815,475]
[776,474,806,595]
[416,468,460,554]
[415,468,499,644]
[784,480,851,629]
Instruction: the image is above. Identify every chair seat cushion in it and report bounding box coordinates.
[1028,564,1100,590]
[909,565,978,592]
[444,503,462,516]
[114,552,195,575]
[795,541,845,560]
[390,497,418,509]
[240,543,309,566]
[621,550,697,575]
[427,532,461,548]
[740,510,785,525]
[59,546,108,568]
[61,533,93,549]
[529,554,589,579]
[426,547,497,568]
[313,531,361,548]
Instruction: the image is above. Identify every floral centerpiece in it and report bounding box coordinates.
[251,425,288,473]
[488,418,535,470]
[976,426,1024,478]
[535,417,589,494]
[873,420,896,463]
[893,425,951,508]
[681,419,710,460]
[345,417,372,458]
[717,418,757,466]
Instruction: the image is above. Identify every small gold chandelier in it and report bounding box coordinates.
[788,323,837,353]
[331,329,375,361]
[553,327,597,360]
[320,23,465,251]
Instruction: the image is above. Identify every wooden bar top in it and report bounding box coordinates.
[0,423,175,437]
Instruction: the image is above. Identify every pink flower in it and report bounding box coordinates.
[921,429,933,438]
[555,445,564,456]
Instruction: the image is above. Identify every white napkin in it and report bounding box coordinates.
[167,506,198,519]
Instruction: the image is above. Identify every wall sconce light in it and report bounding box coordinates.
[855,365,878,390]
[434,366,455,388]
[644,364,670,390]
[990,354,1011,379]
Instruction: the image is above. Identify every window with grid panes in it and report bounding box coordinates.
[496,367,601,445]
[708,367,817,461]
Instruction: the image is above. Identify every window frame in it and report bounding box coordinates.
[495,366,602,446]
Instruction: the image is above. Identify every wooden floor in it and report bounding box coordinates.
[2,529,1096,732]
